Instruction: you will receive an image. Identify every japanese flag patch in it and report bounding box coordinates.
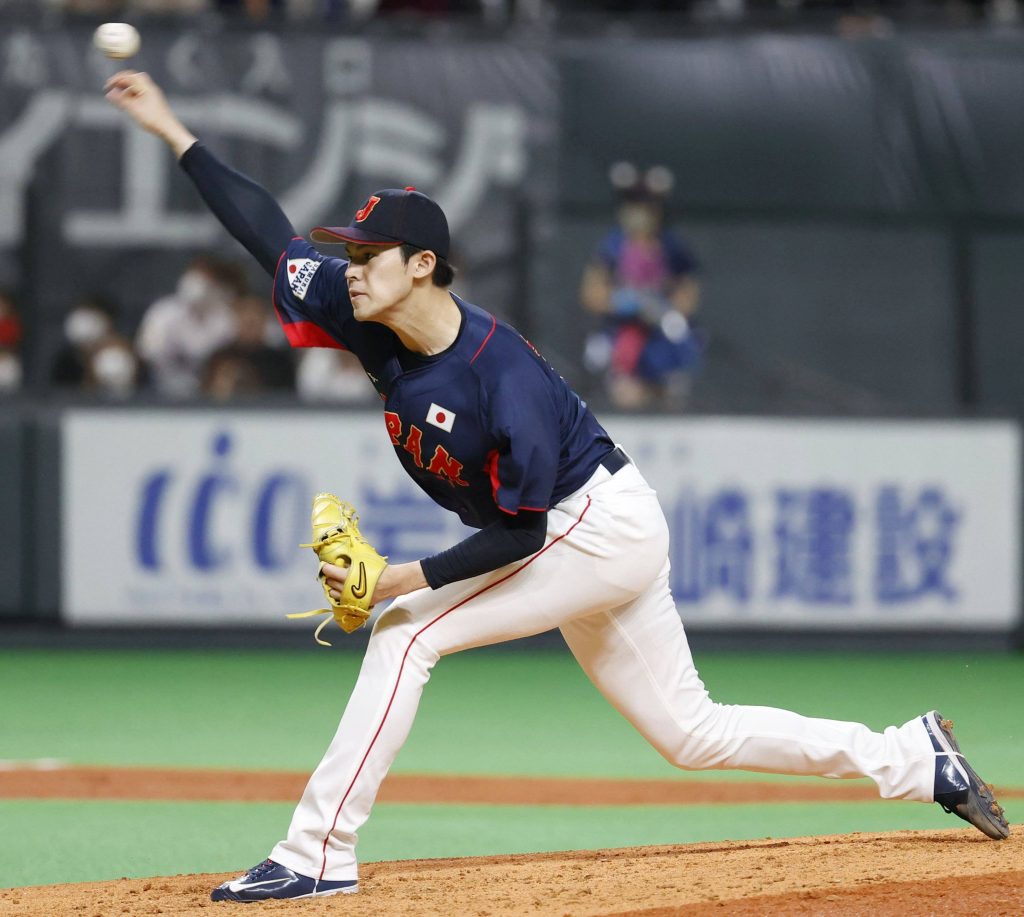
[426,403,456,433]
[286,258,321,301]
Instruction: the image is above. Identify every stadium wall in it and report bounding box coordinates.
[2,407,1020,643]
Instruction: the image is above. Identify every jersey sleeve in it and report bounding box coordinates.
[271,238,353,350]
[484,367,561,515]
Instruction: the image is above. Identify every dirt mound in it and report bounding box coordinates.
[1,830,1019,917]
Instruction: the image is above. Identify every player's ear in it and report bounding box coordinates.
[411,249,436,279]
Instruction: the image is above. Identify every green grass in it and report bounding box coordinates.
[0,648,1021,888]
[0,798,967,888]
[1,649,1021,782]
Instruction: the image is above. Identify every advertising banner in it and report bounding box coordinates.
[63,411,1020,630]
[603,416,1020,630]
[62,410,475,625]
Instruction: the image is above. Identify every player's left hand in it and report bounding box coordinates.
[322,560,428,606]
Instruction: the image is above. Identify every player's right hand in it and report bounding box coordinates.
[104,70,198,159]
[104,70,166,128]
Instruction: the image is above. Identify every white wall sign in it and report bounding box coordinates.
[62,411,472,625]
[605,416,1020,630]
[63,411,1020,630]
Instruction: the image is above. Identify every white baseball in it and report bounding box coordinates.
[93,23,141,60]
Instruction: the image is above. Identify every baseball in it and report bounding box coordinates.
[93,23,141,60]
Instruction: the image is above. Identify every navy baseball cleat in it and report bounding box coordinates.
[923,710,1010,840]
[210,859,358,902]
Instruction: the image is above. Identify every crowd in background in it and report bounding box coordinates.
[31,0,1021,26]
[0,256,376,405]
[0,2,1017,412]
[0,158,706,411]
[35,0,534,19]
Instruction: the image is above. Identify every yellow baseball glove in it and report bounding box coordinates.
[287,493,388,645]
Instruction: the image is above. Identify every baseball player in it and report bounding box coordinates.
[105,71,1009,903]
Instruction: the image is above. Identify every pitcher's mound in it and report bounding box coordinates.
[2,829,1020,916]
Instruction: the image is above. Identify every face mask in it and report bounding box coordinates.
[91,345,136,397]
[0,351,22,392]
[177,271,215,306]
[65,308,111,347]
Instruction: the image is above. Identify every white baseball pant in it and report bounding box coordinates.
[271,460,937,882]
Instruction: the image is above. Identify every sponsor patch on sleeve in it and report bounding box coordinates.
[286,258,321,301]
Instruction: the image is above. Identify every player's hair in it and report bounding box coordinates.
[399,244,455,288]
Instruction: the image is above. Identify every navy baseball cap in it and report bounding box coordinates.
[310,188,450,259]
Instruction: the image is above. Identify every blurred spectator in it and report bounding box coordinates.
[135,255,246,399]
[580,163,703,410]
[296,349,378,404]
[60,1,209,11]
[375,0,481,12]
[214,0,286,19]
[85,335,143,399]
[51,293,144,398]
[51,294,118,388]
[0,289,23,395]
[201,294,295,400]
[59,1,126,12]
[835,10,894,38]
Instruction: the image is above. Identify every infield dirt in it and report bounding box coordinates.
[0,832,1020,916]
[1,767,1020,915]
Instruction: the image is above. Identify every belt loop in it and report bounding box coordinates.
[600,446,630,476]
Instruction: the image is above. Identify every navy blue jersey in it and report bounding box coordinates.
[272,238,614,529]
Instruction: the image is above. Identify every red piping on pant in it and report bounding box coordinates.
[317,495,593,881]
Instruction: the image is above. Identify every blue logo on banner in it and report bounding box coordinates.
[772,488,855,605]
[671,489,753,603]
[356,485,448,562]
[668,484,960,609]
[188,432,239,570]
[875,486,960,603]
[135,431,310,573]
